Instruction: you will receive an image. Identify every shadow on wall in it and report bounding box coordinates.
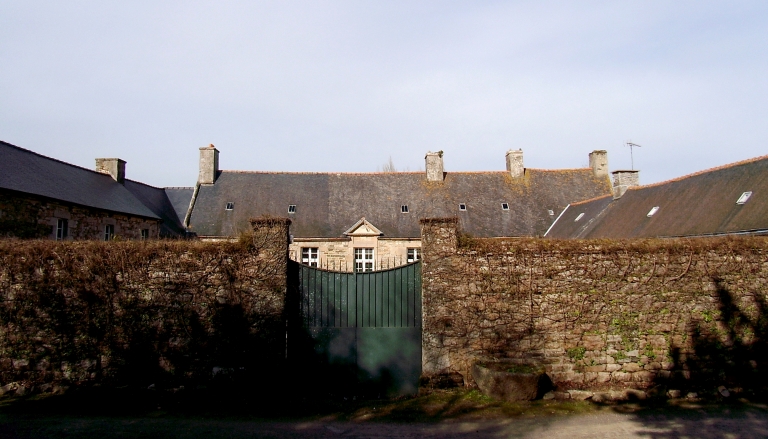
[0,240,287,395]
[663,277,768,396]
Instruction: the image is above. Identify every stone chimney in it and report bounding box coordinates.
[95,158,126,184]
[612,170,640,199]
[589,150,609,178]
[425,151,444,182]
[198,144,220,185]
[506,149,524,178]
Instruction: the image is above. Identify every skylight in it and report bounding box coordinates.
[225,202,234,211]
[574,213,585,222]
[288,204,296,213]
[737,191,752,205]
[459,203,467,211]
[401,205,409,213]
[647,206,659,217]
[501,203,509,210]
[548,210,554,216]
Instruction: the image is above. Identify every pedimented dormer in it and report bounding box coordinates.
[343,217,382,237]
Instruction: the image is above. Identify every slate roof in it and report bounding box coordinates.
[164,187,195,229]
[123,181,190,236]
[0,141,192,236]
[188,168,612,238]
[545,155,768,239]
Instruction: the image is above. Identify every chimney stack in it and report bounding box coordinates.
[612,170,640,199]
[425,151,444,182]
[589,150,608,178]
[95,158,126,184]
[198,144,220,185]
[506,149,524,178]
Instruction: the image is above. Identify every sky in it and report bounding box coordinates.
[2,1,768,188]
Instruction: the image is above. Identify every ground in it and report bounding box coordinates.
[1,388,767,438]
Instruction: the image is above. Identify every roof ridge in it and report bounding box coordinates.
[0,140,119,181]
[220,168,592,176]
[222,170,424,175]
[165,186,195,190]
[628,154,768,191]
[125,178,165,190]
[570,193,613,206]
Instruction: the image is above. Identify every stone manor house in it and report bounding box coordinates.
[186,145,611,270]
[3,138,768,271]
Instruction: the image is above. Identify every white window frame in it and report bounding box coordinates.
[56,218,68,241]
[407,248,421,263]
[104,224,114,241]
[302,247,319,267]
[354,248,374,272]
[141,229,149,240]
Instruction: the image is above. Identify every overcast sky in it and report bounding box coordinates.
[2,1,767,188]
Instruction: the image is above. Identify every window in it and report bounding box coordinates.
[104,224,114,241]
[548,210,555,216]
[647,206,660,217]
[401,205,409,213]
[354,248,374,272]
[288,204,296,213]
[301,247,319,267]
[737,192,752,205]
[56,219,68,241]
[459,203,467,211]
[407,248,421,263]
[141,229,149,240]
[225,202,234,210]
[574,213,585,222]
[501,203,509,211]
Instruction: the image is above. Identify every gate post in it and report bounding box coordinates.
[419,217,459,380]
[247,217,292,363]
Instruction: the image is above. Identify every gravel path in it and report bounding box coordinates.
[2,406,768,438]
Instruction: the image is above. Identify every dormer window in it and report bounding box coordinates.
[401,205,409,213]
[225,202,234,211]
[737,192,752,205]
[288,204,296,213]
[459,203,467,211]
[501,203,509,210]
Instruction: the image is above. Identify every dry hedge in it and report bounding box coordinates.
[0,236,287,390]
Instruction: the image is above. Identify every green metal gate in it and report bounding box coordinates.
[288,260,422,397]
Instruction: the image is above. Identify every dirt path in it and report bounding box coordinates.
[3,406,768,438]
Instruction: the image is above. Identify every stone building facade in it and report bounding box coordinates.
[0,141,191,240]
[187,145,613,271]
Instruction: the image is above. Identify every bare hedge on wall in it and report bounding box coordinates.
[0,229,287,392]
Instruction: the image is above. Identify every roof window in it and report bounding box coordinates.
[737,191,752,205]
[574,213,585,222]
[225,202,234,211]
[647,206,659,217]
[459,203,467,211]
[401,205,409,213]
[288,204,296,213]
[548,209,555,216]
[501,203,509,210]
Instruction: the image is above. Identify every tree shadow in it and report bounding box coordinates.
[613,276,768,438]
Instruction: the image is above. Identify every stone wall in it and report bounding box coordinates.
[0,190,160,240]
[0,218,289,396]
[420,218,768,395]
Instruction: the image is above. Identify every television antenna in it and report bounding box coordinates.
[625,141,642,170]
